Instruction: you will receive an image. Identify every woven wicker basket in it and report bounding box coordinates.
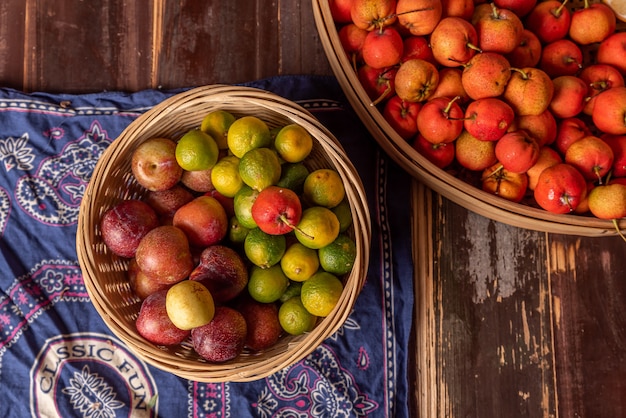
[76,85,372,382]
[312,0,626,237]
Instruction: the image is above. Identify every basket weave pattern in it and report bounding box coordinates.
[76,85,372,382]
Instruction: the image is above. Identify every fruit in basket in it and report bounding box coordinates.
[401,35,436,64]
[279,296,318,336]
[227,115,272,158]
[128,258,172,300]
[350,0,397,31]
[579,64,625,116]
[596,32,626,74]
[463,97,514,142]
[495,130,540,174]
[362,26,404,69]
[494,0,536,18]
[506,29,542,68]
[441,0,474,20]
[473,2,524,54]
[481,163,529,202]
[526,146,562,190]
[539,39,583,77]
[514,110,557,146]
[502,67,554,117]
[396,0,443,36]
[430,17,480,67]
[175,129,219,172]
[564,136,614,182]
[524,0,571,44]
[318,234,357,276]
[244,227,286,269]
[533,163,587,213]
[303,168,346,208]
[294,206,341,249]
[146,184,195,220]
[180,167,214,192]
[413,133,456,168]
[276,162,310,193]
[238,147,282,191]
[135,225,194,284]
[569,1,616,45]
[248,265,290,303]
[238,298,282,351]
[382,95,421,139]
[454,129,497,171]
[430,68,468,102]
[100,199,160,258]
[591,86,626,135]
[165,280,215,331]
[416,95,464,144]
[251,186,303,235]
[301,271,344,317]
[200,110,235,150]
[280,242,320,282]
[587,182,626,241]
[548,75,587,119]
[273,123,314,163]
[190,245,248,303]
[136,289,190,346]
[604,134,626,177]
[330,0,355,23]
[172,195,228,247]
[395,58,440,102]
[357,64,397,105]
[210,155,243,198]
[554,117,591,155]
[461,52,511,100]
[131,137,182,192]
[191,306,247,362]
[339,23,368,68]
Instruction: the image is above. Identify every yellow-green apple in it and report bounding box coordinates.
[430,68,469,103]
[580,64,625,116]
[350,0,397,30]
[382,95,422,139]
[533,163,587,213]
[131,137,182,192]
[251,186,303,235]
[494,0,537,17]
[396,0,443,36]
[441,0,474,19]
[514,109,557,147]
[190,245,248,303]
[412,134,456,168]
[565,135,615,183]
[135,225,194,285]
[495,130,541,174]
[455,129,498,171]
[394,58,440,102]
[362,26,404,69]
[401,35,436,64]
[172,195,228,247]
[505,29,542,69]
[461,52,512,100]
[596,32,626,75]
[503,67,554,116]
[127,258,172,300]
[526,146,563,190]
[554,117,591,155]
[357,64,397,105]
[338,23,368,70]
[135,289,190,346]
[330,0,354,23]
[524,0,571,44]
[602,134,626,177]
[548,75,587,119]
[539,39,583,78]
[100,199,160,258]
[472,2,524,54]
[464,97,515,142]
[592,86,626,135]
[481,163,529,203]
[587,183,626,241]
[416,96,465,144]
[569,0,616,45]
[191,306,247,362]
[430,16,481,67]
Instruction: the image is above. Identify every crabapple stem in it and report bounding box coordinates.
[280,214,313,239]
[612,219,626,243]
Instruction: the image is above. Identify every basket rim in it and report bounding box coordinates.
[76,84,372,382]
[312,0,626,237]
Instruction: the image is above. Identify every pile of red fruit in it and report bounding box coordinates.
[330,0,626,228]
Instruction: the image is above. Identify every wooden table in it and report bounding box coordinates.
[2,1,624,417]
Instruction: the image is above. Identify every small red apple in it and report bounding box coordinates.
[362,26,404,69]
[481,163,529,203]
[603,134,626,178]
[533,163,587,213]
[382,95,422,140]
[251,186,303,235]
[564,135,614,183]
[412,134,456,169]
[416,96,465,144]
[554,117,591,155]
[357,64,397,105]
[495,130,541,174]
[464,97,515,142]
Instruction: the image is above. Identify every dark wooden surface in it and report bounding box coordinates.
[4,1,625,417]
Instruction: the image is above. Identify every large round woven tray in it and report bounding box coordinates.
[76,85,372,382]
[312,0,626,237]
